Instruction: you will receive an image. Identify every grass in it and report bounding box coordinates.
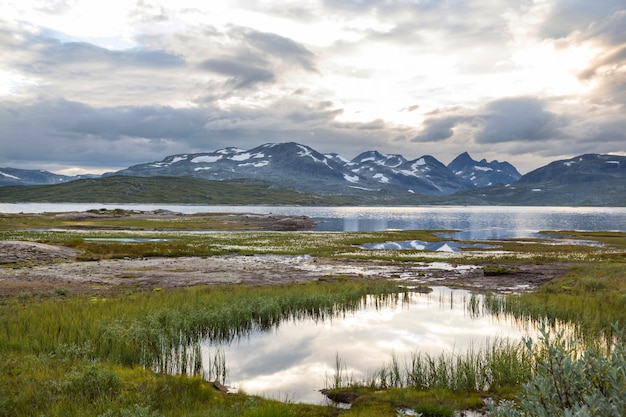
[482,263,626,339]
[0,280,405,368]
[1,214,625,416]
[328,338,533,393]
[0,280,407,417]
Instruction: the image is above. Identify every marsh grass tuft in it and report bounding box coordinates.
[329,338,532,394]
[482,263,626,339]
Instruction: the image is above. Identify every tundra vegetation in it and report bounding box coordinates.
[0,212,625,417]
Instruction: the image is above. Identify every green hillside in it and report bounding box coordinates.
[0,175,344,205]
[1,174,624,206]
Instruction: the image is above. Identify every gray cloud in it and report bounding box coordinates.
[412,98,566,144]
[243,30,317,72]
[0,96,399,170]
[479,98,566,143]
[199,58,275,89]
[540,0,626,39]
[1,22,184,73]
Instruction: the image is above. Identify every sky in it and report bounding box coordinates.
[1,0,625,175]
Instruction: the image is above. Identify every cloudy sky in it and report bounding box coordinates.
[1,0,625,175]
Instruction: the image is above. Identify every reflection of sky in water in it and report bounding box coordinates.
[201,287,536,404]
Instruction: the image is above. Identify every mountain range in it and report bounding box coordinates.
[106,142,521,196]
[1,143,624,206]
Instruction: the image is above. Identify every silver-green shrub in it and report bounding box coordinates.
[489,324,625,417]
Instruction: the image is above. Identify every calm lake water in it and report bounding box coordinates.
[202,287,535,404]
[2,203,625,238]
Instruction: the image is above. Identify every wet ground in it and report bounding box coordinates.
[0,240,570,297]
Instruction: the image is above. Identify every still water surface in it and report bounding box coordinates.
[2,203,625,237]
[202,287,535,404]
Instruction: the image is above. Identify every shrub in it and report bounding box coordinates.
[489,323,626,417]
[63,363,122,402]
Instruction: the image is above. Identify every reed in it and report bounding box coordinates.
[330,338,533,394]
[0,280,405,376]
[480,263,626,339]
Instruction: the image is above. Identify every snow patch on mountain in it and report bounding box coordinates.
[474,166,493,172]
[238,161,270,168]
[170,156,187,164]
[373,173,389,183]
[297,145,324,163]
[0,171,20,180]
[344,174,359,183]
[192,155,222,163]
[231,153,252,161]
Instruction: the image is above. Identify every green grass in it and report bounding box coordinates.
[482,263,626,339]
[0,280,406,417]
[0,280,405,368]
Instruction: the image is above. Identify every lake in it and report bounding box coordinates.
[1,203,625,237]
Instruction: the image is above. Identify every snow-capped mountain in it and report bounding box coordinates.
[344,152,474,195]
[447,152,521,187]
[108,142,481,196]
[4,146,625,205]
[0,167,92,186]
[111,143,364,194]
[515,153,626,185]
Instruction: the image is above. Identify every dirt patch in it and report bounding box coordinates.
[0,241,570,298]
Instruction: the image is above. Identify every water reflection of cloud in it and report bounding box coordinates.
[202,287,534,404]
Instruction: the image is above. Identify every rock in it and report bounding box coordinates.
[270,216,317,231]
[320,388,362,404]
[0,241,78,264]
[212,379,230,393]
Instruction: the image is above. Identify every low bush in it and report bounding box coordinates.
[489,324,626,417]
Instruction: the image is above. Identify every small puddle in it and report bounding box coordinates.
[359,240,497,252]
[199,287,536,405]
[84,237,172,243]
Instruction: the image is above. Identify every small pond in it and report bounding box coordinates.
[84,237,172,243]
[359,240,497,252]
[200,287,537,404]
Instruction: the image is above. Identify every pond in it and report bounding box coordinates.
[359,239,497,252]
[200,287,536,405]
